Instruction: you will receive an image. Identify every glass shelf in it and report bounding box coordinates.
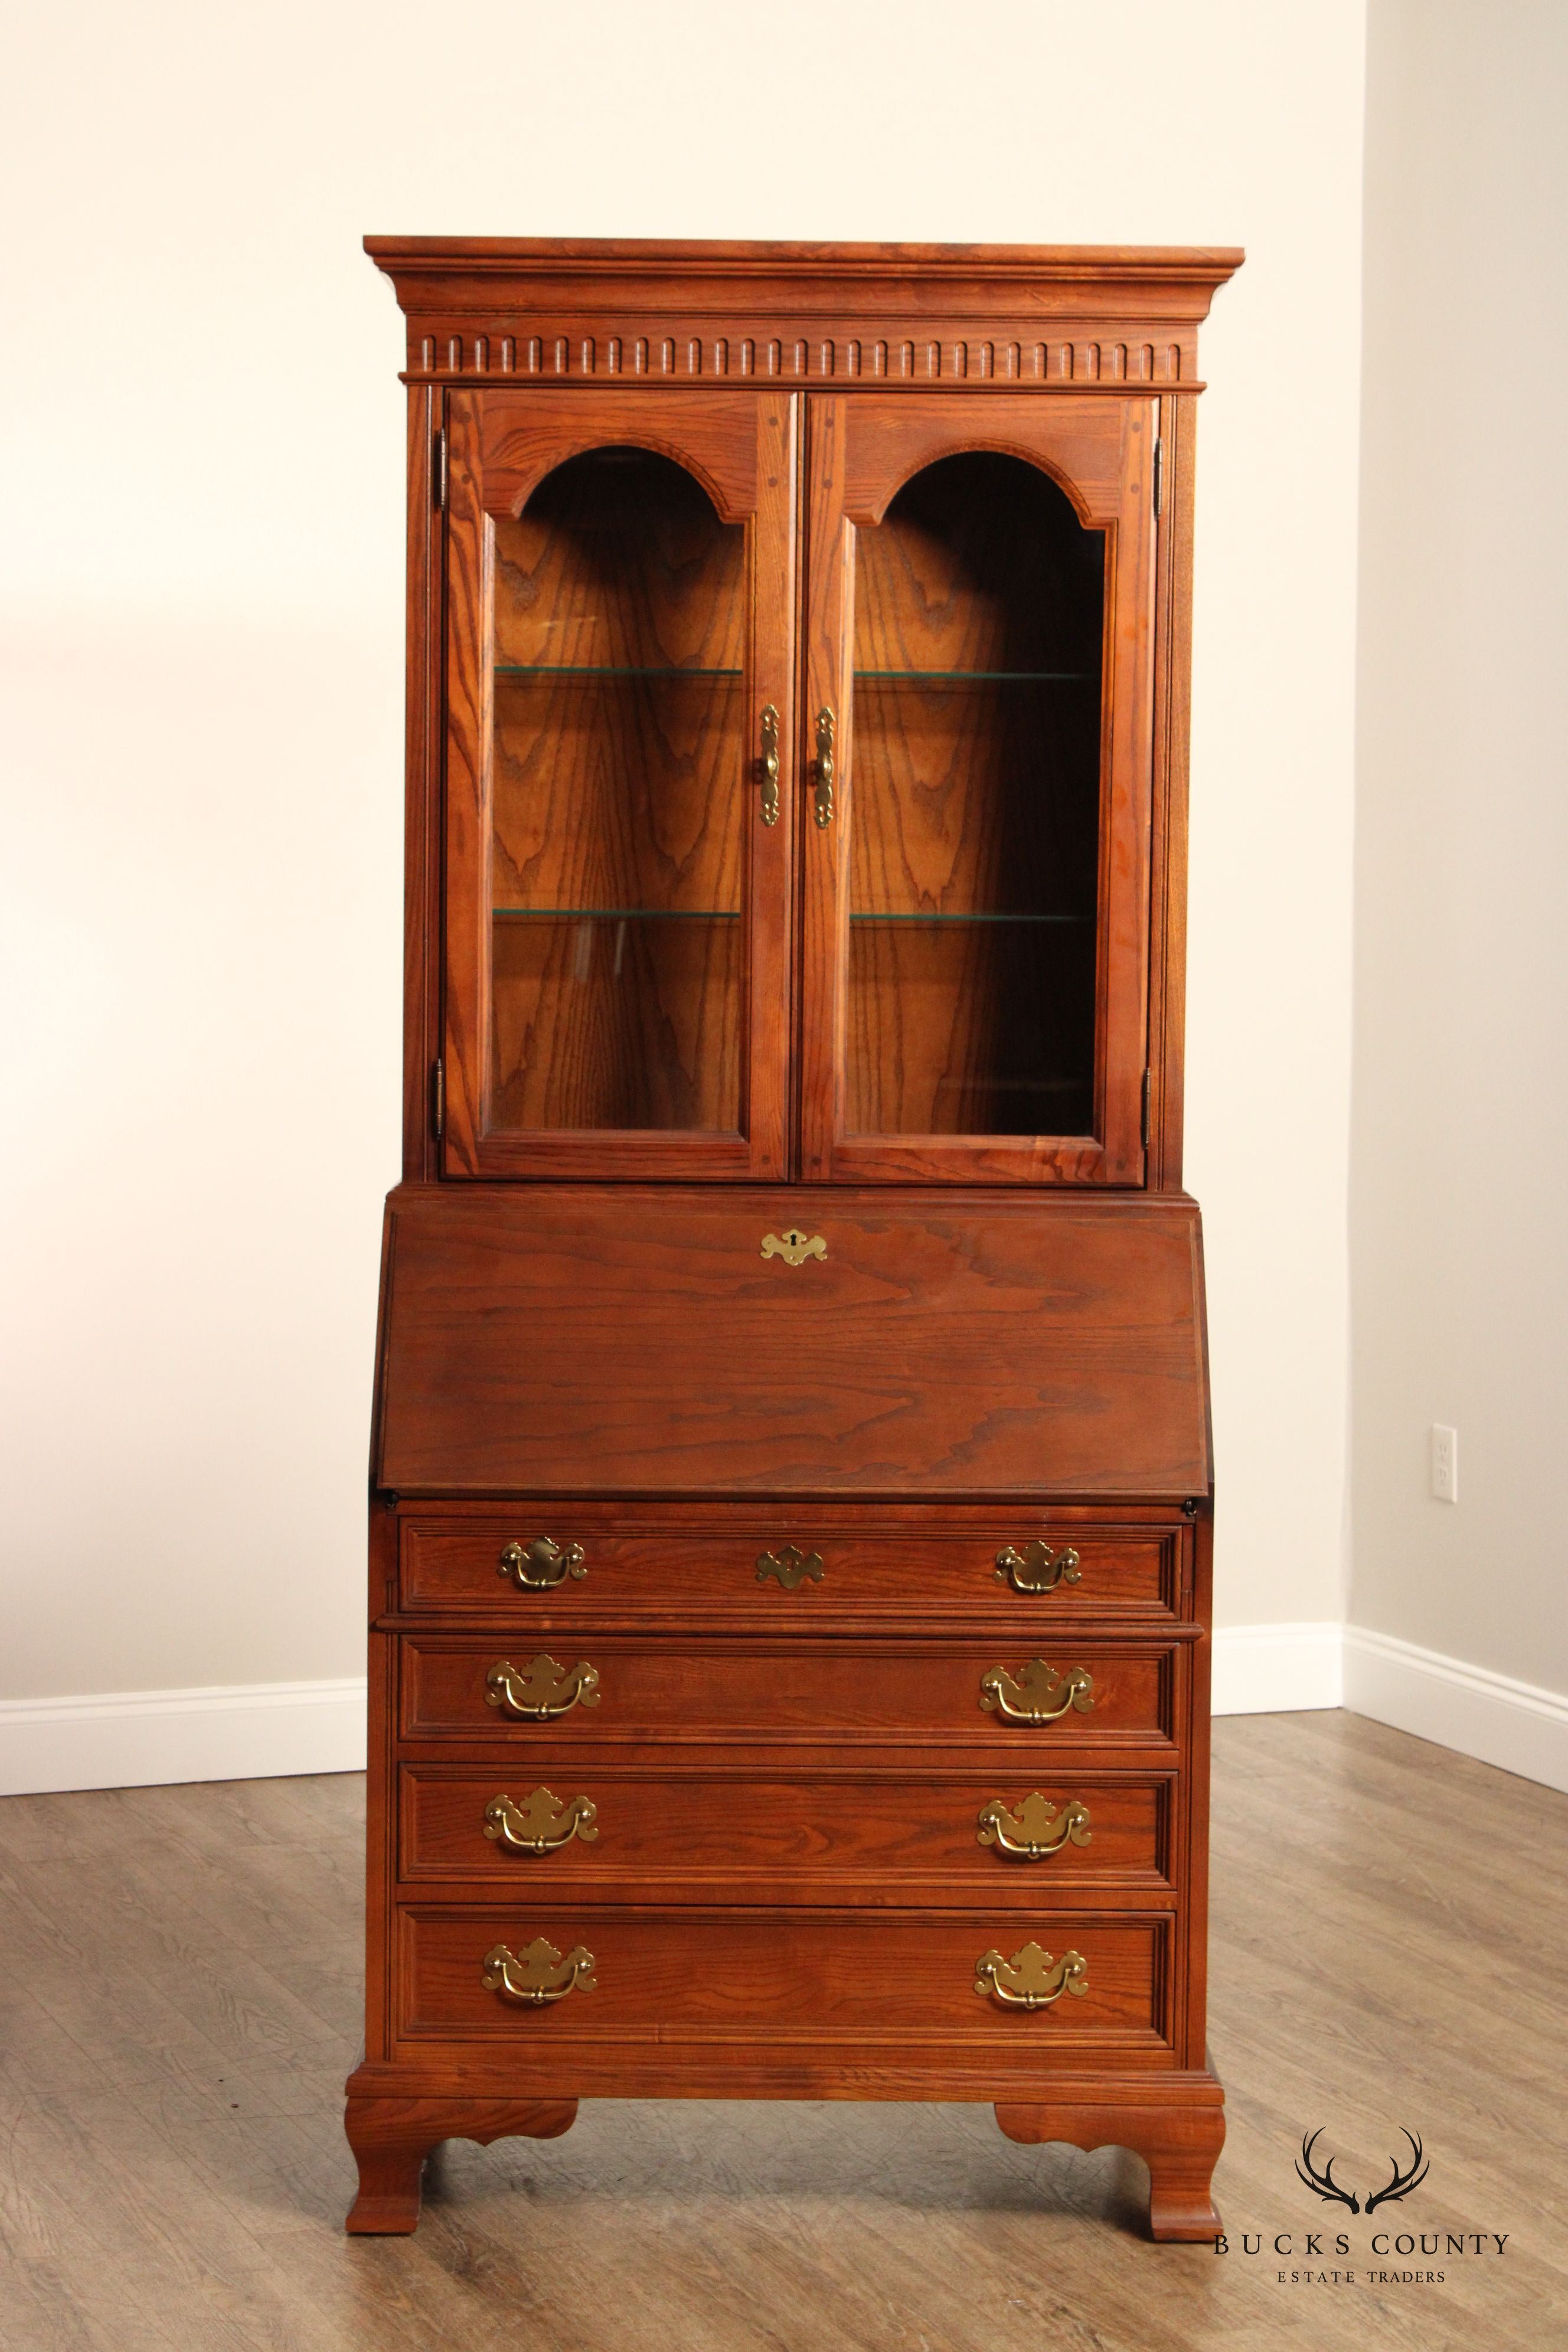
[850,911,1090,926]
[494,664,742,679]
[493,907,739,921]
[852,669,1092,683]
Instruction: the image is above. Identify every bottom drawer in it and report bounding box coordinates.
[397,1905,1171,2052]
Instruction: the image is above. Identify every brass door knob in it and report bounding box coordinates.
[759,703,781,827]
[976,1794,1092,1859]
[979,1659,1095,1724]
[974,1942,1088,2009]
[485,1654,600,1720]
[484,1789,599,1854]
[995,1541,1082,1594]
[499,1536,587,1590]
[481,1936,596,2005]
[814,705,836,827]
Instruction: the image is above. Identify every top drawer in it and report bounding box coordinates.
[396,1516,1185,1622]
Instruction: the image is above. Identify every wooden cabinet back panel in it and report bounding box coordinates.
[399,1519,1180,1619]
[398,1905,1170,2047]
[399,1636,1179,1747]
[399,1763,1168,1888]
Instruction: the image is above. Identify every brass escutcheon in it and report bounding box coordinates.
[481,1935,596,2005]
[995,1541,1082,1595]
[485,1654,601,1720]
[757,1545,825,1591]
[976,1793,1092,1860]
[758,703,781,827]
[974,1941,1088,2009]
[761,1229,827,1265]
[484,1788,599,1854]
[499,1536,587,1590]
[979,1658,1095,1725]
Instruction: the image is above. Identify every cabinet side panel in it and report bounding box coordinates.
[1148,395,1197,1190]
[403,387,440,1181]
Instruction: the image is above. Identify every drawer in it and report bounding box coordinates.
[397,1516,1181,1621]
[398,1636,1181,1749]
[398,1762,1171,1894]
[396,1904,1172,2052]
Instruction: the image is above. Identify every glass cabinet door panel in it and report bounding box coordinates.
[489,450,744,1132]
[442,391,796,1180]
[847,453,1102,1136]
[801,396,1157,1186]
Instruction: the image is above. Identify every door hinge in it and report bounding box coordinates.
[1152,436,1164,518]
[1141,1069,1152,1149]
[432,1058,445,1138]
[433,428,447,510]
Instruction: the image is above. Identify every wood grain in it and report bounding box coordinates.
[373,1182,1211,1497]
[397,1634,1181,1747]
[397,1762,1169,1893]
[396,1905,1169,2047]
[396,1513,1182,1619]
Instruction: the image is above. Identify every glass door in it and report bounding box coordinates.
[799,396,1158,1185]
[442,390,796,1179]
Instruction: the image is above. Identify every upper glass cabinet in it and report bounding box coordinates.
[440,391,796,1180]
[801,395,1158,1185]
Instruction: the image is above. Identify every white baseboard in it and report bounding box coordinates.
[1212,1620,1344,1714]
[1343,1625,1568,1795]
[2,1630,1564,1798]
[0,1677,367,1798]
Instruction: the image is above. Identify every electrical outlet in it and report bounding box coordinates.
[1430,1424,1458,1504]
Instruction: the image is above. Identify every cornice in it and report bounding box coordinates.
[365,238,1243,391]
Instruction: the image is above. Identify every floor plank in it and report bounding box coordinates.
[0,1712,1562,2351]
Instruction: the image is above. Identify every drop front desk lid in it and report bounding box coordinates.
[374,1184,1210,1500]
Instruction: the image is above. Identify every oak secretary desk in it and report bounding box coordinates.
[347,237,1242,2240]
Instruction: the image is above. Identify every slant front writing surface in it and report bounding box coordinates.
[489,449,746,1133]
[848,452,1105,1139]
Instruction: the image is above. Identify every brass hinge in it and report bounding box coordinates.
[1152,436,1164,518]
[432,1058,445,1138]
[433,429,447,510]
[1141,1069,1151,1149]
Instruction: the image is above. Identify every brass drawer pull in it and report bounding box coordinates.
[481,1935,596,2005]
[485,1654,600,1720]
[499,1536,587,1590]
[758,703,781,827]
[995,1541,1081,1594]
[484,1789,599,1854]
[814,705,836,827]
[757,1545,825,1590]
[977,1794,1092,1860]
[974,1942,1087,2010]
[979,1658,1095,1724]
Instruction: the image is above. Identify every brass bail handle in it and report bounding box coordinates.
[758,703,781,827]
[814,707,835,827]
[995,1541,1082,1595]
[499,1536,587,1590]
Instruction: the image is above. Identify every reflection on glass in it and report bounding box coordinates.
[488,448,746,1132]
[847,453,1105,1138]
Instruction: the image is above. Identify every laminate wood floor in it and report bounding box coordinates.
[1,1711,1563,2351]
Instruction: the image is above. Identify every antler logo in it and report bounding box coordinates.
[1296,2127,1430,2214]
[1296,2129,1360,2212]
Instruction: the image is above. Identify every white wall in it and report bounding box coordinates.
[0,1,1367,1772]
[1348,0,1568,1777]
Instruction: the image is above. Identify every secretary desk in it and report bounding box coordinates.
[347,237,1242,2240]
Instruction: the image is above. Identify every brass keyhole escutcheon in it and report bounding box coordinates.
[757,1545,825,1591]
[758,703,781,827]
[499,1536,587,1590]
[814,706,836,827]
[995,1541,1082,1595]
[761,1229,827,1266]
